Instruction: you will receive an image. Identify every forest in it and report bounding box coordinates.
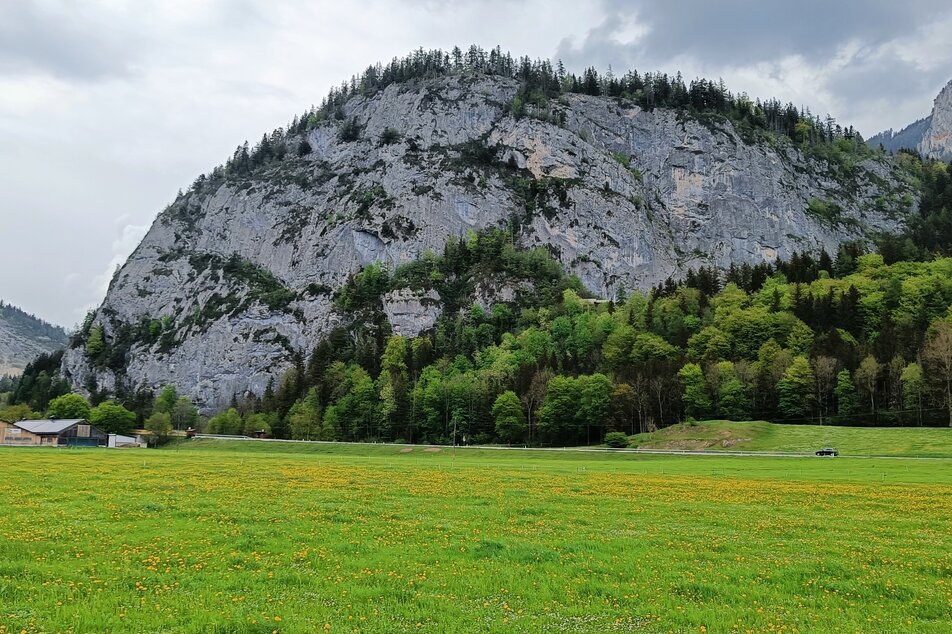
[6,165,952,444]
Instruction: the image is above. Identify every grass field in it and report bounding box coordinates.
[1,442,950,633]
[629,420,952,457]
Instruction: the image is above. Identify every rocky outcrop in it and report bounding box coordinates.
[63,74,915,409]
[869,79,952,160]
[383,289,441,337]
[919,80,952,160]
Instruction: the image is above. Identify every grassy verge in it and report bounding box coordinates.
[628,420,952,457]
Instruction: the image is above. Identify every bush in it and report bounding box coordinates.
[604,431,630,448]
[380,128,402,145]
[338,118,362,142]
[47,393,91,419]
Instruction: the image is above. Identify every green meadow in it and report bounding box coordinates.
[0,439,950,633]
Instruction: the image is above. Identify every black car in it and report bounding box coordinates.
[815,447,839,457]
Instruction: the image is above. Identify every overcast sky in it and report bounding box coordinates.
[2,0,951,328]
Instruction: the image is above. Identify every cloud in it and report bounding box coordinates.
[556,0,952,135]
[0,2,142,81]
[611,0,949,64]
[86,222,150,316]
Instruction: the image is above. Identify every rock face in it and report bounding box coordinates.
[868,79,952,159]
[919,80,952,160]
[383,289,441,337]
[63,74,915,409]
[0,302,68,375]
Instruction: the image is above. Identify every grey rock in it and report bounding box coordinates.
[63,75,915,409]
[383,289,441,337]
[919,79,952,160]
[0,302,68,375]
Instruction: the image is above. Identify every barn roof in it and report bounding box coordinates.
[15,419,87,434]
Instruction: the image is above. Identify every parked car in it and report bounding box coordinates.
[815,447,839,457]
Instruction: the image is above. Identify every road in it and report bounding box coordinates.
[191,434,952,460]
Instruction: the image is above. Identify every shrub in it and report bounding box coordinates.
[380,128,402,145]
[604,431,630,448]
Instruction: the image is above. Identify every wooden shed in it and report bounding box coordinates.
[0,419,42,446]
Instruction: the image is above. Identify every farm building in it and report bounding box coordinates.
[0,419,42,446]
[108,433,148,448]
[12,419,107,447]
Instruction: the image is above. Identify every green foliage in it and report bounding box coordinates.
[89,401,137,435]
[603,431,630,448]
[144,411,173,445]
[207,408,242,435]
[337,117,362,142]
[171,397,199,430]
[805,198,845,226]
[379,127,402,145]
[288,388,322,440]
[834,369,858,416]
[491,390,526,443]
[777,357,815,418]
[153,385,179,415]
[47,393,91,419]
[85,325,105,359]
[678,363,711,419]
[900,362,925,421]
[0,403,37,422]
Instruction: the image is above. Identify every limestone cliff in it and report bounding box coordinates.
[868,79,952,160]
[62,74,914,408]
[919,80,952,160]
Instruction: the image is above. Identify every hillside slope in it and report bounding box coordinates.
[867,116,932,153]
[629,420,952,457]
[62,64,915,408]
[0,301,69,375]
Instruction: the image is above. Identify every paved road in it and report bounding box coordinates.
[191,434,952,460]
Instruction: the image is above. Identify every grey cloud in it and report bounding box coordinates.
[555,0,952,136]
[0,3,142,81]
[571,0,952,67]
[833,55,942,106]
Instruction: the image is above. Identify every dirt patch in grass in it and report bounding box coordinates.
[721,438,752,448]
[423,447,442,453]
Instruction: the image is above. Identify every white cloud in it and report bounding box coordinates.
[85,221,150,319]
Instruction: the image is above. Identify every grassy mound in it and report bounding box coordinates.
[629,420,952,457]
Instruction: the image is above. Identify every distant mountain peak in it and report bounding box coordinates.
[0,301,69,375]
[919,79,952,160]
[868,78,952,159]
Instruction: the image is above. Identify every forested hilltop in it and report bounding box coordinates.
[7,46,951,443]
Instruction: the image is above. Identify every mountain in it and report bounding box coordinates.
[868,79,952,159]
[0,301,69,375]
[866,116,932,154]
[919,80,952,159]
[61,50,916,409]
